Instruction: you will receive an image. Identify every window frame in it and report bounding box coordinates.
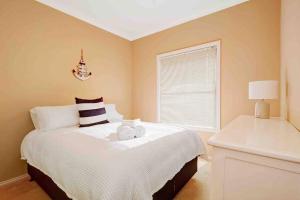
[156,40,221,133]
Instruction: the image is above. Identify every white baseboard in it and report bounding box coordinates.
[0,174,29,187]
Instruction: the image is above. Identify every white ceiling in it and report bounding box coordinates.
[37,0,248,41]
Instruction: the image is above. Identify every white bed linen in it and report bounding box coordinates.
[21,122,205,200]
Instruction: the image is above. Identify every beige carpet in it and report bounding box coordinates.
[0,158,210,200]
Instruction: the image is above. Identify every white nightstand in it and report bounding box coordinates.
[208,115,300,200]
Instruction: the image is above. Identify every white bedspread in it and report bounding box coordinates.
[21,122,205,200]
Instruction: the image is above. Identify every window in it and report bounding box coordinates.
[157,41,220,132]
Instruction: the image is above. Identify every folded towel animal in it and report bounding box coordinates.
[117,126,136,140]
[117,123,146,141]
[122,119,141,127]
[134,125,146,138]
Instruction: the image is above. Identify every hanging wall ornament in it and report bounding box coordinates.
[72,49,92,81]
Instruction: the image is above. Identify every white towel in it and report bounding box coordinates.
[135,126,146,138]
[117,126,135,140]
[117,124,146,140]
[122,119,141,127]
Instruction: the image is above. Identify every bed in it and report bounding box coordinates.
[21,107,205,200]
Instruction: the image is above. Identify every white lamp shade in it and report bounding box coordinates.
[249,80,278,100]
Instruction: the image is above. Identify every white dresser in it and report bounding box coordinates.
[208,115,300,200]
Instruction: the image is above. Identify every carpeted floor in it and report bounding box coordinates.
[0,158,210,200]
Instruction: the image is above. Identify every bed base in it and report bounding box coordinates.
[28,157,197,200]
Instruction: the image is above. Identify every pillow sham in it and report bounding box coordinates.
[75,97,109,127]
[31,105,79,131]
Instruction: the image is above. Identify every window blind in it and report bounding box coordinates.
[158,45,218,129]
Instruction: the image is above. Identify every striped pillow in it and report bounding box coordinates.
[75,97,109,127]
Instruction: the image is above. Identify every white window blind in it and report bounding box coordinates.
[157,42,220,131]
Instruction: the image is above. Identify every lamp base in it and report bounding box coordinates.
[255,100,270,119]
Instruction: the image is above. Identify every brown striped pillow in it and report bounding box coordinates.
[75,97,109,127]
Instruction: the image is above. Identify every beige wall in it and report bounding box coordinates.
[0,0,132,181]
[281,0,300,130]
[132,0,280,126]
[1,0,282,182]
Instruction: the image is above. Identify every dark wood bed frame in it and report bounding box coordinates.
[28,157,197,200]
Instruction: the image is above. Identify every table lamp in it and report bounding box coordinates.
[248,80,278,119]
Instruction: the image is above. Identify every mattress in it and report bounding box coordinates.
[21,122,205,200]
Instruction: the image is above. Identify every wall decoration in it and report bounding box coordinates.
[72,49,92,81]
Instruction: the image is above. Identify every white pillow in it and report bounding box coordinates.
[30,109,40,129]
[30,105,79,131]
[104,104,123,122]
